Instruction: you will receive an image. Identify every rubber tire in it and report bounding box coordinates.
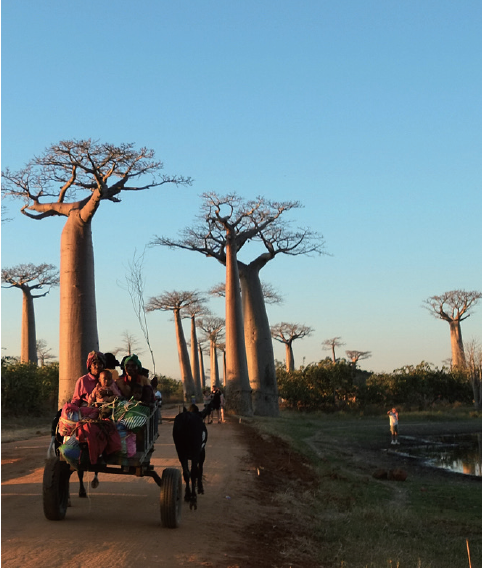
[160,468,182,528]
[43,457,71,521]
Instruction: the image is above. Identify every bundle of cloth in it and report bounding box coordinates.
[58,404,99,436]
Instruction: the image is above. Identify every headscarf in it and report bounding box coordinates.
[123,354,142,370]
[86,350,106,372]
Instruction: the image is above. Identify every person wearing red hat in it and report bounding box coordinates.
[71,351,106,406]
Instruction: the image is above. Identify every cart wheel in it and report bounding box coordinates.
[160,468,182,528]
[43,457,71,521]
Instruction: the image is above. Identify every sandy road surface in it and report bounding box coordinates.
[2,410,256,568]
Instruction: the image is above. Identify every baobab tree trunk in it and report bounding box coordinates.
[190,317,202,399]
[210,340,220,388]
[240,267,278,417]
[222,350,226,387]
[198,344,206,389]
[224,235,253,416]
[21,288,38,364]
[286,343,295,372]
[450,320,466,368]
[58,214,99,407]
[174,309,196,401]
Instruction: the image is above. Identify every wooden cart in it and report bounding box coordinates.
[43,404,182,528]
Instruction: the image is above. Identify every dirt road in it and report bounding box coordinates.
[2,409,258,568]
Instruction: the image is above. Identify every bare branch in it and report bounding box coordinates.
[124,249,155,372]
[424,290,482,323]
[1,263,60,292]
[146,290,204,313]
[270,322,314,344]
[2,139,192,221]
[345,350,372,364]
[151,192,326,271]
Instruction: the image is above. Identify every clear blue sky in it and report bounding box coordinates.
[2,1,481,379]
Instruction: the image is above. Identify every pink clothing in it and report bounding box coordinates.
[87,381,122,406]
[72,373,99,406]
[75,420,122,465]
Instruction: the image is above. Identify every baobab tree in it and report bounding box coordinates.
[115,330,144,358]
[184,297,209,399]
[345,350,372,369]
[424,290,482,369]
[146,290,201,401]
[153,193,324,416]
[2,140,191,405]
[1,263,59,364]
[197,340,208,389]
[271,322,314,372]
[197,316,225,390]
[322,337,345,363]
[152,194,251,414]
[217,342,227,386]
[36,339,56,366]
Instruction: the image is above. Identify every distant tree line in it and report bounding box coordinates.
[277,359,473,412]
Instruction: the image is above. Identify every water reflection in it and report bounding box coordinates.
[400,433,482,476]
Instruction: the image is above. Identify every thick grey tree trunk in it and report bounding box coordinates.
[190,316,202,400]
[222,350,226,386]
[198,344,206,389]
[58,214,98,407]
[286,343,295,372]
[224,235,253,416]
[450,320,466,368]
[240,266,278,416]
[210,340,220,388]
[174,309,195,401]
[21,288,38,364]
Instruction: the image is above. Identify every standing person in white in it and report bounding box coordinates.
[387,407,399,445]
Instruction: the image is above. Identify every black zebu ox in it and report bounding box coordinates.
[173,404,208,510]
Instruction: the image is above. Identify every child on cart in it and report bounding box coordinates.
[88,370,122,407]
[131,382,156,405]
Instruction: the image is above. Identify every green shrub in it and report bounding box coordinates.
[277,360,473,412]
[155,375,183,402]
[1,359,59,416]
[278,360,356,411]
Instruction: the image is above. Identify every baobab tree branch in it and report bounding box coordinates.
[20,204,64,220]
[58,166,77,203]
[271,322,314,342]
[31,290,51,299]
[424,290,482,323]
[118,176,192,192]
[346,350,372,364]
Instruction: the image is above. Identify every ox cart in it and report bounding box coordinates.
[43,402,182,528]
